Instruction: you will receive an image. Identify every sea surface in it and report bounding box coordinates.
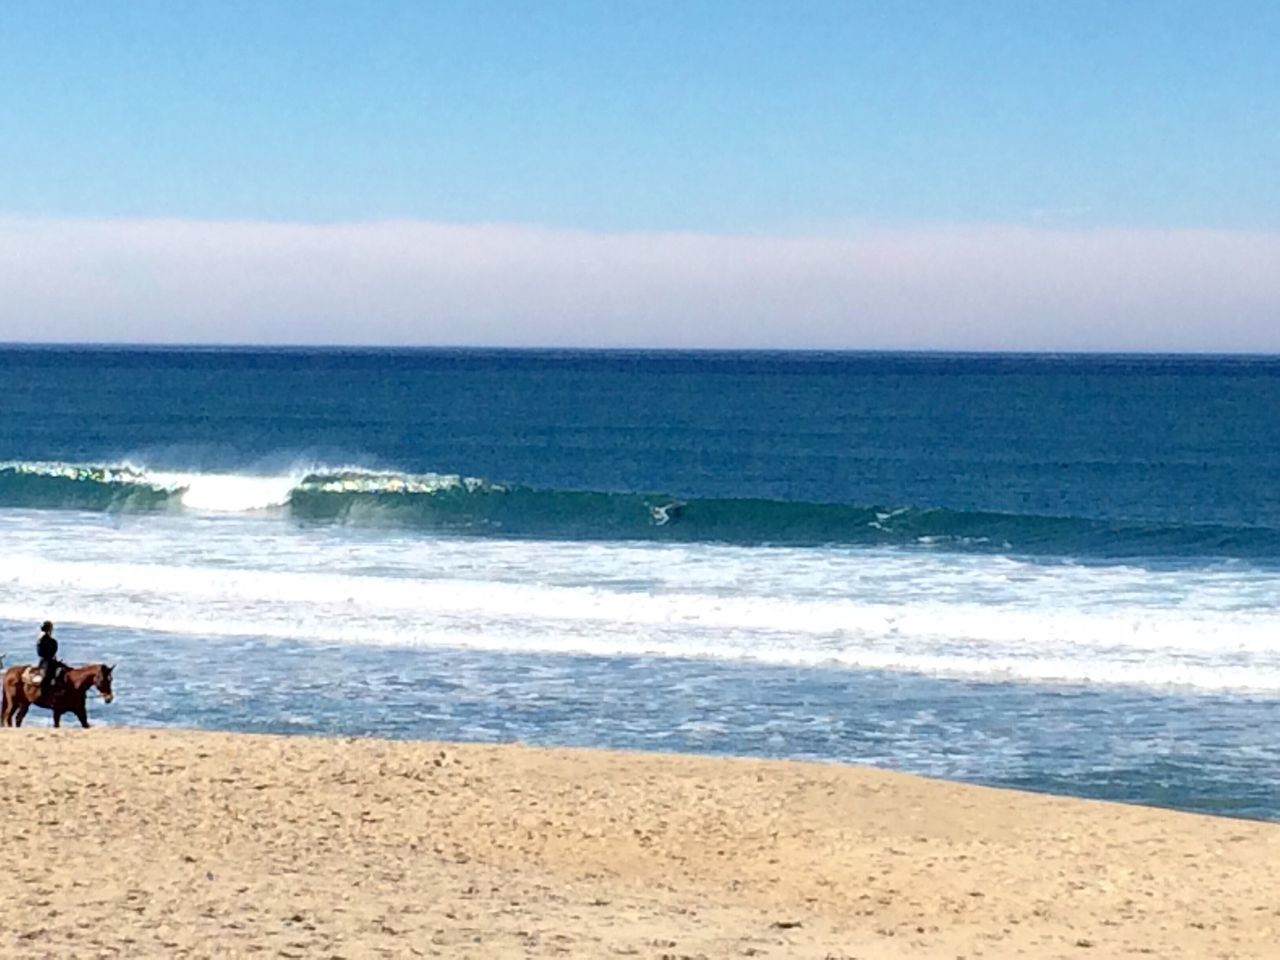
[1,347,1278,820]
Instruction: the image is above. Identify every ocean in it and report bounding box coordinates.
[1,347,1278,819]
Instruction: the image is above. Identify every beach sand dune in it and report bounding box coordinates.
[1,728,1278,958]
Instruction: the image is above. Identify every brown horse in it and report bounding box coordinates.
[1,663,115,728]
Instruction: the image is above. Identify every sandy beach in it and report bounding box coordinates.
[0,728,1276,959]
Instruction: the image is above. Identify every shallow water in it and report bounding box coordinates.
[10,620,1276,821]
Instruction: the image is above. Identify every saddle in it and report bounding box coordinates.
[21,665,62,688]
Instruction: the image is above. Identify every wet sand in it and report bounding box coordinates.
[1,727,1277,958]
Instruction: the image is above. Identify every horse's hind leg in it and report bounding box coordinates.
[13,703,29,727]
[52,711,62,728]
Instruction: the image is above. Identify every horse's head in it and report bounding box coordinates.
[95,664,115,704]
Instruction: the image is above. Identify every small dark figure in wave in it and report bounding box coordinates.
[649,500,686,526]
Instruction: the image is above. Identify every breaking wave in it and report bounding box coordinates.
[1,459,1277,559]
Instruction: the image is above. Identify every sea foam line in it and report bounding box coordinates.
[4,551,1280,694]
[2,599,1277,695]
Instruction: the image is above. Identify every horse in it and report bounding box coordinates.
[1,663,115,728]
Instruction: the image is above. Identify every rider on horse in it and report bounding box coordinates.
[36,620,63,698]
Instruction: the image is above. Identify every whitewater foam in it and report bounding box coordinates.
[144,471,300,512]
[2,510,1279,694]
[0,460,500,514]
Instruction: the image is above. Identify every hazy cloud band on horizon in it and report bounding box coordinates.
[0,217,1277,351]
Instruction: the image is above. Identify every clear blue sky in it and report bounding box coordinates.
[2,0,1276,232]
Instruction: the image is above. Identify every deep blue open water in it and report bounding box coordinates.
[1,347,1278,819]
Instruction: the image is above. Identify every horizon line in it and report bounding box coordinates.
[3,341,1280,360]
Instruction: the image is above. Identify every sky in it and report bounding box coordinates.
[0,0,1276,349]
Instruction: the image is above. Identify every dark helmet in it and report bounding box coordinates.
[40,620,54,633]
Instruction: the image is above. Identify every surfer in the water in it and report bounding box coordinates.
[649,500,685,526]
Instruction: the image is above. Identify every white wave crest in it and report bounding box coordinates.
[0,459,155,486]
[299,468,495,495]
[147,472,299,512]
[0,459,495,513]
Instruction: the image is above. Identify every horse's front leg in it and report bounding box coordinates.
[73,705,90,729]
[52,710,62,728]
[13,703,29,727]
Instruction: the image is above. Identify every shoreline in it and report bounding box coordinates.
[3,727,1278,958]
